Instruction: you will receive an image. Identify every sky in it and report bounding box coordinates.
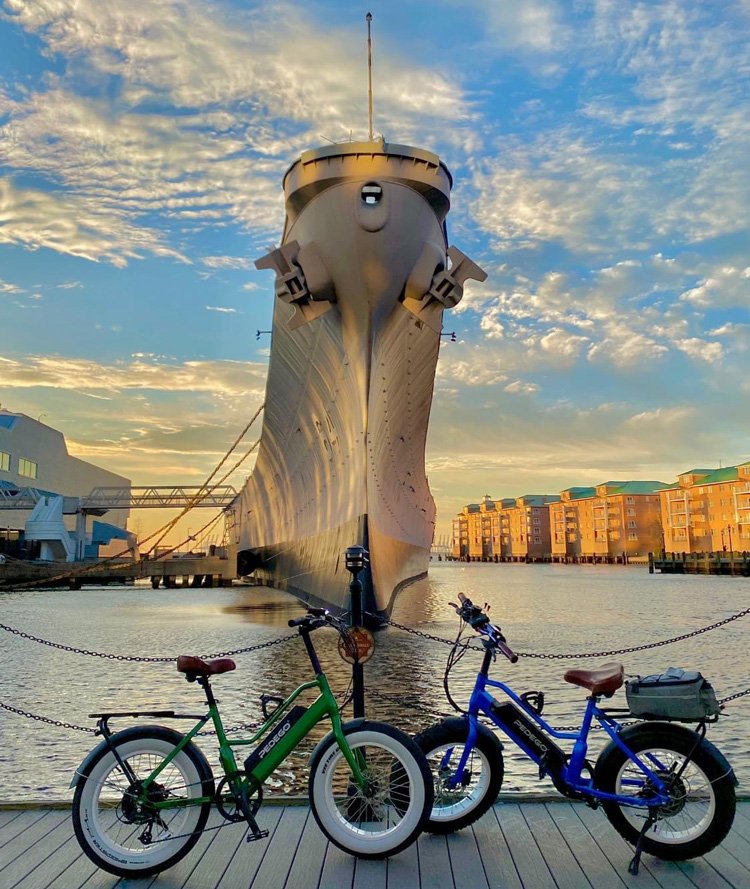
[1,0,749,546]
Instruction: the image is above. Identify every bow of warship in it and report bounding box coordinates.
[230,138,485,621]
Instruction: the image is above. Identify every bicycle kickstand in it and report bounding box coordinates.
[628,810,658,876]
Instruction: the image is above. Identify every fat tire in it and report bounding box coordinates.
[72,725,214,877]
[595,722,736,861]
[308,720,432,859]
[415,719,504,834]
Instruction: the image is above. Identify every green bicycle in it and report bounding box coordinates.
[70,608,433,877]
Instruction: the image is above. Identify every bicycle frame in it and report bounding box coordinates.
[137,654,366,813]
[448,647,672,808]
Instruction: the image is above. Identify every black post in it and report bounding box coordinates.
[345,545,368,719]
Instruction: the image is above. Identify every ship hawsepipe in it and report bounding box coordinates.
[231,139,485,622]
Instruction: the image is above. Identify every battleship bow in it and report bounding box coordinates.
[231,140,485,620]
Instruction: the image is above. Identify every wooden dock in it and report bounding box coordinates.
[2,800,749,889]
[649,552,750,577]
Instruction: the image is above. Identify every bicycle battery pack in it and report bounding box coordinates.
[490,700,567,779]
[244,705,308,775]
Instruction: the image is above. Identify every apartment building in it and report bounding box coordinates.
[451,494,558,560]
[660,463,750,553]
[550,487,595,559]
[577,481,667,559]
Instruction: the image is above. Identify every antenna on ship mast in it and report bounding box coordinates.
[366,12,374,141]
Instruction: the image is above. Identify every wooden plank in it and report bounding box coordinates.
[471,808,523,889]
[415,832,453,889]
[156,818,247,889]
[0,811,68,872]
[0,820,74,888]
[446,828,488,889]
[14,834,82,889]
[545,802,628,889]
[702,845,750,889]
[250,807,309,889]
[352,856,387,889]
[520,801,592,889]
[282,808,328,889]
[141,811,227,889]
[0,810,48,850]
[493,803,556,889]
[0,810,23,832]
[673,859,732,889]
[573,804,698,889]
[383,834,419,889]
[216,807,283,889]
[318,840,355,889]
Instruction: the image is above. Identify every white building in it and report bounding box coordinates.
[0,409,132,560]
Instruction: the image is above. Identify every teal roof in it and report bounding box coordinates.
[518,494,561,505]
[679,469,715,477]
[692,466,739,485]
[561,486,596,500]
[607,481,670,494]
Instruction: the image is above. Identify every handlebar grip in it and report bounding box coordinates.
[288,617,307,627]
[497,639,519,664]
[458,592,469,604]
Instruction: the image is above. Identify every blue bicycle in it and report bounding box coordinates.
[415,594,737,871]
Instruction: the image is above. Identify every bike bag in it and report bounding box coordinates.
[625,667,720,722]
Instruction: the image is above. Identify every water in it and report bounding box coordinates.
[0,563,747,801]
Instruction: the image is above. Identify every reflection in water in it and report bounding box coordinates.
[0,563,747,800]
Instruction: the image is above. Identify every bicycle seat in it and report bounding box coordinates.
[564,662,624,696]
[176,655,237,677]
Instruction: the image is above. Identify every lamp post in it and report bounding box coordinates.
[727,525,733,554]
[345,545,368,719]
[720,528,726,552]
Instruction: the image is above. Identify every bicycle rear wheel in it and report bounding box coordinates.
[595,722,736,860]
[72,725,214,877]
[309,720,432,858]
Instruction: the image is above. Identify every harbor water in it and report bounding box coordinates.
[0,562,748,801]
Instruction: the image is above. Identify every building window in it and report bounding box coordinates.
[534,537,541,544]
[628,532,638,540]
[18,458,38,479]
[627,520,636,529]
[626,496,634,504]
[0,451,9,472]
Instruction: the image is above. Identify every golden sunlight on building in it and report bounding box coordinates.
[453,481,668,563]
[660,463,750,554]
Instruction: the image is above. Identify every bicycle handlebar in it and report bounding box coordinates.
[287,609,346,631]
[450,594,518,663]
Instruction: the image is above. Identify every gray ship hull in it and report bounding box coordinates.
[231,141,484,618]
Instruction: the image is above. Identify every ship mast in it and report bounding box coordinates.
[366,12,374,141]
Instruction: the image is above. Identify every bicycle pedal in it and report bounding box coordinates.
[246,829,269,843]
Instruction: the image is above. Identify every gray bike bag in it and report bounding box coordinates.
[625,667,720,722]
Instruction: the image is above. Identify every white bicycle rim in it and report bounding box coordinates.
[78,737,205,871]
[426,742,491,822]
[616,747,717,844]
[311,729,426,856]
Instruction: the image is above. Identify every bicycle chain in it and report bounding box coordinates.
[0,622,296,662]
[380,606,750,660]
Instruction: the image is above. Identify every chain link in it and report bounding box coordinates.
[380,605,750,660]
[0,622,296,662]
[0,702,95,733]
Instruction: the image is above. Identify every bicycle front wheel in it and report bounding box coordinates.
[309,720,432,858]
[72,725,214,877]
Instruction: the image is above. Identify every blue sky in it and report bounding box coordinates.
[1,0,748,543]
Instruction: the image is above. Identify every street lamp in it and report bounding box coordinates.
[720,528,726,552]
[727,525,733,554]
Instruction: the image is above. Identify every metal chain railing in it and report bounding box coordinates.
[0,622,296,662]
[379,604,750,660]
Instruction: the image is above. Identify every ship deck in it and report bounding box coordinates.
[3,799,749,888]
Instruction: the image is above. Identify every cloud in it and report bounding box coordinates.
[0,178,187,266]
[0,353,267,396]
[0,278,24,293]
[201,256,253,270]
[205,305,238,313]
[675,337,724,363]
[56,280,83,289]
[680,266,750,308]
